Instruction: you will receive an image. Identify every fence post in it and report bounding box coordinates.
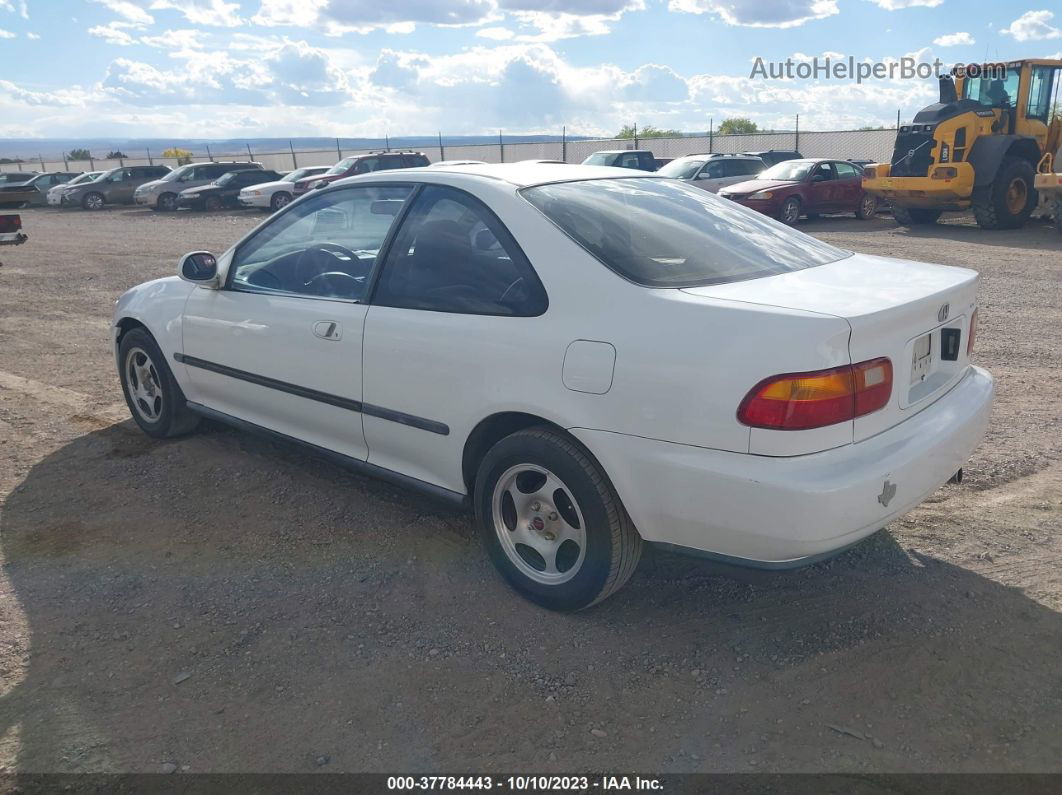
[146,148,153,166]
[384,133,390,152]
[63,151,69,170]
[709,118,713,153]
[206,144,214,162]
[561,126,567,163]
[634,122,639,149]
[39,153,45,171]
[794,114,800,153]
[89,156,95,170]
[336,138,342,160]
[289,140,298,169]
[499,130,504,163]
[438,131,445,162]
[896,108,901,129]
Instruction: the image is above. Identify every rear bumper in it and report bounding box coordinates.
[1034,173,1062,196]
[0,231,27,246]
[572,365,993,566]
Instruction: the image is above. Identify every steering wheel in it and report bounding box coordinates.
[247,269,282,289]
[304,271,363,298]
[498,277,525,304]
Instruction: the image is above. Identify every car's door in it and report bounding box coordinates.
[693,160,727,192]
[832,161,863,210]
[180,183,414,460]
[361,184,549,492]
[716,159,759,192]
[102,168,134,203]
[806,162,838,212]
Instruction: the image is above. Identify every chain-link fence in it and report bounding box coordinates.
[0,128,897,174]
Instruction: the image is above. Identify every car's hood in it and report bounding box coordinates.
[720,178,798,194]
[239,180,289,192]
[295,174,337,188]
[136,179,168,191]
[180,184,220,195]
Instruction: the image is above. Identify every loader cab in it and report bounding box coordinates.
[956,61,1060,148]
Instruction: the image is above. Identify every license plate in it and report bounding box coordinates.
[910,333,932,384]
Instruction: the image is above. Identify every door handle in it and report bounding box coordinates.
[313,321,342,341]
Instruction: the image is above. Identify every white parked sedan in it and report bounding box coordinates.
[113,163,993,610]
[47,171,103,206]
[237,166,330,212]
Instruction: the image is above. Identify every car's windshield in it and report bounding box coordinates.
[961,67,1021,108]
[160,165,194,182]
[68,172,100,186]
[522,177,849,288]
[759,161,813,181]
[214,171,243,186]
[582,153,615,166]
[656,158,706,179]
[325,157,356,176]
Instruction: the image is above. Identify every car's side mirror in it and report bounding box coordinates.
[178,251,219,286]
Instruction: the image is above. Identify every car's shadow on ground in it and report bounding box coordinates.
[2,423,1061,772]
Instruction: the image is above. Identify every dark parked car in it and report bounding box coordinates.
[740,150,803,167]
[718,158,877,224]
[0,172,80,208]
[0,172,38,185]
[581,150,657,171]
[177,169,284,211]
[135,161,263,211]
[63,165,171,210]
[293,152,431,196]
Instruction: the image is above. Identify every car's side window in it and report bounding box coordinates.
[701,161,725,179]
[812,163,836,181]
[372,185,548,317]
[834,162,859,179]
[229,185,413,302]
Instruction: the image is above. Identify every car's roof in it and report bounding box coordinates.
[346,162,651,189]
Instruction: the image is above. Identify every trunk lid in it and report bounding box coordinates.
[683,252,979,442]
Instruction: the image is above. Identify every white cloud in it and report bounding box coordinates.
[25,30,38,37]
[0,27,15,37]
[91,0,154,25]
[0,0,28,18]
[668,0,838,29]
[870,0,942,9]
[477,26,515,39]
[140,28,206,51]
[149,0,242,26]
[252,0,329,27]
[88,23,138,45]
[1001,10,1061,42]
[933,31,974,47]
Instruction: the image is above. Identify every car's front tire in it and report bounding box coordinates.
[118,328,199,439]
[778,196,802,225]
[204,196,223,212]
[155,193,178,212]
[270,192,292,212]
[855,194,878,220]
[474,427,642,611]
[82,192,105,211]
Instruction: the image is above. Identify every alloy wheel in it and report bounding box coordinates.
[491,463,587,585]
[124,347,163,423]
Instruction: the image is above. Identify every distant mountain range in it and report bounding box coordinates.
[0,135,596,161]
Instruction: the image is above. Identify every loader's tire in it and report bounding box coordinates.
[972,156,1037,230]
[891,205,941,226]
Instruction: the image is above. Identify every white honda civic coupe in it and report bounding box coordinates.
[113,163,993,610]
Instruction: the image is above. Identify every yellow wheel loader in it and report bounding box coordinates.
[863,59,1062,229]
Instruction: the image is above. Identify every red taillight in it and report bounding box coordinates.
[0,214,21,233]
[967,308,978,355]
[738,358,893,431]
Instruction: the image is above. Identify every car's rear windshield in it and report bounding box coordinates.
[521,178,850,288]
[656,158,705,179]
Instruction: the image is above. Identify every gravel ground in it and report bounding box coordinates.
[0,205,1061,775]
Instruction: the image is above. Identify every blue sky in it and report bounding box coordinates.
[0,0,1060,139]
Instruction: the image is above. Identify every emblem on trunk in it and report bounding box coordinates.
[938,303,950,322]
[877,479,897,507]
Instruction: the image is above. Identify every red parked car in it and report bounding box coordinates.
[718,158,877,225]
[292,151,431,197]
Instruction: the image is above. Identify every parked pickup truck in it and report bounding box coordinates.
[580,150,658,171]
[0,213,27,265]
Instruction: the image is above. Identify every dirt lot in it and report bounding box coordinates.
[0,204,1061,775]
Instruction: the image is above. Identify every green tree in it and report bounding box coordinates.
[616,123,682,139]
[106,150,128,159]
[68,148,92,161]
[717,118,758,135]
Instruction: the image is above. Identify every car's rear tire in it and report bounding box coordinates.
[118,328,199,439]
[204,196,223,212]
[474,427,642,611]
[972,156,1037,230]
[778,196,802,225]
[270,191,292,212]
[82,192,105,211]
[891,205,941,226]
[855,194,878,220]
[155,193,178,212]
